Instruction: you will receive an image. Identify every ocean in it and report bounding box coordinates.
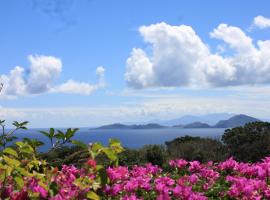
[13,127,226,152]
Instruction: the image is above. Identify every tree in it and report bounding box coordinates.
[144,145,167,166]
[165,136,226,162]
[222,122,270,162]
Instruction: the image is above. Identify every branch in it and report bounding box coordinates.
[0,83,3,93]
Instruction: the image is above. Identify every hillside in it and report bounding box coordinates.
[214,114,261,128]
[94,123,166,129]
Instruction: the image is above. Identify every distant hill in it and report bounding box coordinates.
[183,122,211,128]
[94,123,129,129]
[94,123,166,129]
[94,114,261,130]
[214,114,261,128]
[148,113,235,126]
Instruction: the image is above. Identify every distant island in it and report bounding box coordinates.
[213,114,261,128]
[183,122,211,128]
[93,123,166,130]
[93,114,262,129]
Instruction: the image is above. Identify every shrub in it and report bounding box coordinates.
[222,122,270,162]
[165,136,227,162]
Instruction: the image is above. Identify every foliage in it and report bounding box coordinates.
[119,145,168,167]
[165,136,227,162]
[40,128,79,151]
[3,139,270,199]
[0,120,29,150]
[0,138,124,199]
[2,120,270,199]
[222,122,270,162]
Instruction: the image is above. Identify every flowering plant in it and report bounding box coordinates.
[1,121,270,199]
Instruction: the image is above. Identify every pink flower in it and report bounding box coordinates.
[218,157,238,171]
[28,178,48,198]
[87,159,97,169]
[169,159,188,169]
[189,174,199,184]
[107,166,129,182]
[122,194,142,200]
[189,161,201,172]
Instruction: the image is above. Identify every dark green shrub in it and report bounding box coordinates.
[222,122,270,162]
[165,136,227,162]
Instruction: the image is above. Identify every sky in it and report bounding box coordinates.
[1,0,270,128]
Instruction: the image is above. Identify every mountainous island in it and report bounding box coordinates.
[94,123,166,129]
[213,114,261,128]
[94,114,262,129]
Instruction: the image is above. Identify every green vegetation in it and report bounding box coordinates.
[222,121,270,162]
[1,120,270,199]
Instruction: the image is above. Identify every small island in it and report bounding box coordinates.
[93,123,167,129]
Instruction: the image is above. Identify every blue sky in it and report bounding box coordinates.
[1,0,270,128]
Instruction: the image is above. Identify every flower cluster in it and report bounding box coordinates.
[103,157,270,199]
[2,142,270,199]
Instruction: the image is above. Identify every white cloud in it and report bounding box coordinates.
[53,80,97,95]
[27,55,62,94]
[125,22,270,88]
[53,66,106,95]
[1,90,270,127]
[125,48,154,88]
[0,66,26,95]
[252,15,270,29]
[95,66,106,87]
[0,56,106,96]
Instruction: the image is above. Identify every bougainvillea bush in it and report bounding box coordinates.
[1,123,270,199]
[2,142,270,199]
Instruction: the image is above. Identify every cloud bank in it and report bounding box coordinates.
[1,89,270,128]
[0,55,105,97]
[125,19,270,89]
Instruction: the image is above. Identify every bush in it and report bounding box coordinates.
[165,136,227,162]
[41,145,88,168]
[222,122,270,162]
[143,144,167,166]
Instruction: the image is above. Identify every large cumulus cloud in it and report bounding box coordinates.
[0,55,105,97]
[125,20,270,88]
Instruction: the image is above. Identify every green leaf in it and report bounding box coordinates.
[91,143,103,152]
[3,155,20,167]
[13,121,28,129]
[15,142,34,154]
[55,130,65,139]
[102,148,117,161]
[71,140,88,149]
[15,166,30,176]
[97,167,108,186]
[86,191,100,200]
[20,145,34,154]
[66,128,75,140]
[40,131,50,138]
[49,128,55,138]
[3,147,18,158]
[49,182,58,197]
[14,176,24,189]
[109,138,124,153]
[15,141,24,148]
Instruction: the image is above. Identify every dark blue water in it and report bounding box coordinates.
[14,128,226,152]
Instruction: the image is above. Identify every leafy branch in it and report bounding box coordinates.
[40,128,79,151]
[0,120,29,150]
